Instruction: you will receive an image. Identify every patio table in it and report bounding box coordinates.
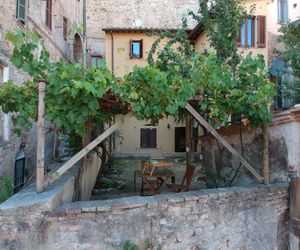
[140,160,175,196]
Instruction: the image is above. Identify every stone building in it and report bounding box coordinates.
[0,0,82,189]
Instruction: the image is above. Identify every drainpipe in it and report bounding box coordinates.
[109,31,115,154]
[110,31,114,74]
[3,67,10,141]
[83,0,87,69]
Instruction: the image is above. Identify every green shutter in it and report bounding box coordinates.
[16,0,26,22]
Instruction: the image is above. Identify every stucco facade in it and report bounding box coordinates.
[267,0,300,63]
[0,0,82,183]
[86,0,199,58]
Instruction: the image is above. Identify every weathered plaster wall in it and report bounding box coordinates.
[87,0,199,57]
[200,108,300,186]
[0,184,289,250]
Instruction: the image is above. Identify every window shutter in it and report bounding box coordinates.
[140,129,148,148]
[236,29,241,47]
[129,39,133,58]
[63,17,68,40]
[257,16,266,48]
[140,39,143,58]
[149,129,157,148]
[16,0,26,23]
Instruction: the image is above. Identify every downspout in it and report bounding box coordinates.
[109,31,115,155]
[110,31,114,74]
[3,67,10,141]
[83,0,87,69]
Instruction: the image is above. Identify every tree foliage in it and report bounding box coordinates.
[0,20,274,150]
[189,0,254,67]
[275,21,300,104]
[2,30,115,138]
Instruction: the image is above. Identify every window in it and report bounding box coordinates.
[63,17,68,41]
[278,0,288,23]
[16,0,26,24]
[140,128,157,148]
[91,56,103,68]
[237,18,255,47]
[130,39,143,59]
[46,0,52,30]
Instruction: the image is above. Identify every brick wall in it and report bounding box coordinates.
[0,184,289,249]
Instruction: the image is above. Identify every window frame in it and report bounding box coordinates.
[130,39,143,59]
[46,0,52,31]
[140,128,157,148]
[91,55,103,68]
[278,0,289,24]
[238,17,255,48]
[16,0,26,24]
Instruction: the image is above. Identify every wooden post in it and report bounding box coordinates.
[185,111,192,169]
[262,124,269,184]
[36,80,46,193]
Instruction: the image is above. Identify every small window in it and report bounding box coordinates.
[278,0,288,23]
[91,56,103,68]
[140,128,157,148]
[46,0,52,30]
[130,39,143,59]
[16,0,26,24]
[63,17,68,41]
[237,18,255,47]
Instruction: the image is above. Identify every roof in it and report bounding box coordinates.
[293,19,300,25]
[187,23,204,41]
[102,27,191,33]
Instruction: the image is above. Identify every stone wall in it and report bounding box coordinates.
[0,183,289,250]
[200,108,300,187]
[0,0,82,181]
[86,0,199,57]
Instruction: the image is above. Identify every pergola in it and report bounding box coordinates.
[36,80,267,194]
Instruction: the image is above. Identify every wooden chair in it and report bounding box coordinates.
[166,164,196,192]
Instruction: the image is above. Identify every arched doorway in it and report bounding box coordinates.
[73,33,82,62]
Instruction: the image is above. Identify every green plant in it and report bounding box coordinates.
[189,0,254,68]
[143,239,154,250]
[0,176,14,203]
[122,240,138,250]
[275,21,300,104]
[100,178,113,189]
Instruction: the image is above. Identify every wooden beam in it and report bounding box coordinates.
[185,111,191,168]
[262,124,269,184]
[36,80,46,193]
[46,113,133,186]
[186,103,263,182]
